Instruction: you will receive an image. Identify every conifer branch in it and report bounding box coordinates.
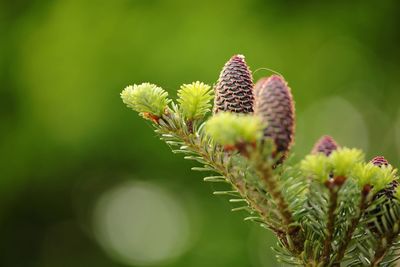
[322,180,340,265]
[254,158,303,254]
[335,185,370,264]
[369,202,400,266]
[120,54,400,267]
[256,162,294,230]
[371,225,400,266]
[158,114,285,235]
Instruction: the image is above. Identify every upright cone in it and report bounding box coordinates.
[370,156,389,167]
[254,75,295,157]
[311,135,339,156]
[370,156,398,199]
[213,55,254,114]
[368,156,398,234]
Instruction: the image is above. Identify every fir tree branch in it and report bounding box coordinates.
[259,163,293,229]
[370,220,400,266]
[234,179,285,235]
[158,115,286,235]
[371,233,397,266]
[334,185,370,264]
[254,160,302,253]
[121,56,400,266]
[322,179,341,265]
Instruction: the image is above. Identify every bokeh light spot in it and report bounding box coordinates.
[93,181,191,266]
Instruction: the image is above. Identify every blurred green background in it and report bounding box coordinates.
[1,0,400,266]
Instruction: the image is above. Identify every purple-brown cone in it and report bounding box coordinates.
[311,135,339,156]
[213,55,254,114]
[367,156,398,234]
[254,75,295,157]
[370,156,389,167]
[369,156,398,199]
[253,77,269,99]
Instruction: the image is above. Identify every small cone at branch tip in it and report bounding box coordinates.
[370,156,389,167]
[213,54,254,114]
[369,156,398,199]
[254,75,295,159]
[311,135,339,156]
[367,155,399,234]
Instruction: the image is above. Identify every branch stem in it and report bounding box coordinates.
[171,126,285,235]
[322,185,339,266]
[370,220,400,266]
[371,236,393,266]
[258,163,294,229]
[255,161,303,253]
[159,116,300,252]
[335,190,369,264]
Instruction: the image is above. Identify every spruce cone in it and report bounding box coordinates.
[213,55,254,114]
[370,156,398,199]
[254,75,295,157]
[370,156,389,167]
[311,135,339,156]
[367,156,398,234]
